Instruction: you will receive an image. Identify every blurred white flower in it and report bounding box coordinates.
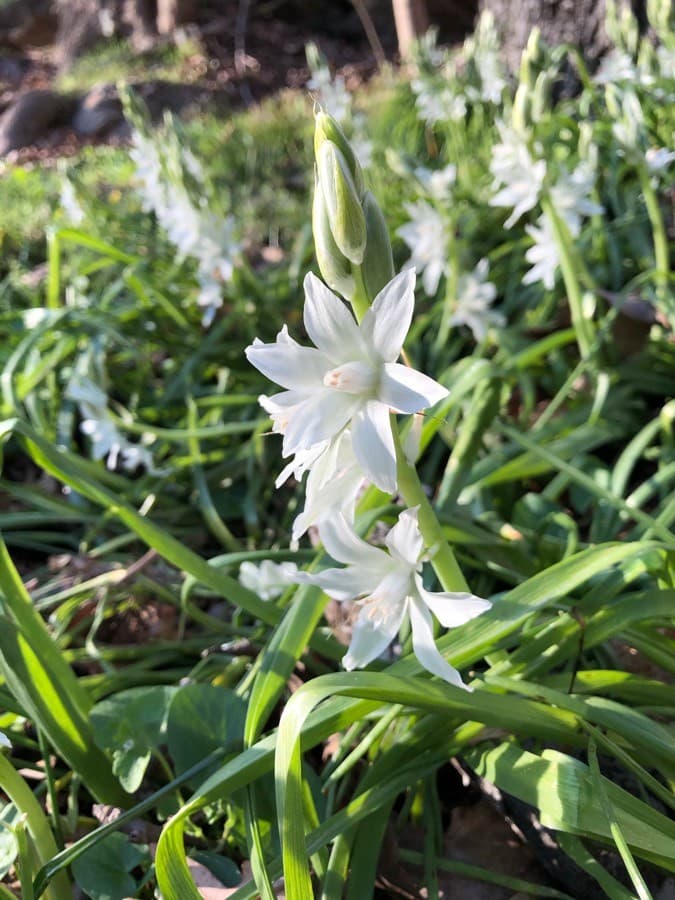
[549,162,603,234]
[66,374,156,473]
[611,90,645,151]
[523,213,559,290]
[412,80,466,124]
[60,179,85,225]
[397,201,448,296]
[299,508,491,687]
[450,259,504,340]
[307,63,351,123]
[246,270,448,494]
[490,124,546,228]
[238,559,300,600]
[594,49,638,84]
[645,147,675,173]
[0,732,10,750]
[464,10,507,104]
[413,164,457,201]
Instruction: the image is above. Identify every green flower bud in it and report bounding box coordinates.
[531,71,551,121]
[312,177,356,299]
[361,191,394,300]
[314,111,365,196]
[317,141,367,265]
[512,84,532,134]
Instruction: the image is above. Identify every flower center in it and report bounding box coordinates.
[323,360,378,396]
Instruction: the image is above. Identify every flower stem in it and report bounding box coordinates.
[392,418,470,593]
[541,196,594,359]
[638,166,673,325]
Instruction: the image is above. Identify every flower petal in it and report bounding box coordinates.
[415,576,491,628]
[317,512,386,568]
[386,507,424,567]
[301,565,381,601]
[409,597,469,689]
[343,594,407,670]
[246,327,330,392]
[282,391,358,456]
[351,400,397,493]
[362,269,416,362]
[379,363,449,413]
[303,273,363,361]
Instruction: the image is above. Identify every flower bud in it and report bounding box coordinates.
[512,84,532,134]
[312,176,356,299]
[317,141,367,265]
[360,191,394,300]
[314,111,365,196]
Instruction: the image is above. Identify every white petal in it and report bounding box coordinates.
[409,597,469,689]
[386,507,424,568]
[362,269,416,362]
[415,575,492,628]
[351,401,397,493]
[303,565,382,601]
[343,594,407,670]
[246,328,330,392]
[379,363,449,413]
[282,392,358,456]
[293,462,364,540]
[303,273,363,360]
[317,512,386,568]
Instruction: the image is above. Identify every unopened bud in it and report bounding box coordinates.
[314,111,364,196]
[512,84,532,134]
[312,178,356,299]
[361,191,395,300]
[531,71,551,121]
[519,27,543,89]
[317,141,367,265]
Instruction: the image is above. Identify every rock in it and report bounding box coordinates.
[0,89,77,155]
[72,83,123,136]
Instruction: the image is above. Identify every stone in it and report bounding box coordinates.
[0,89,77,155]
[72,83,123,136]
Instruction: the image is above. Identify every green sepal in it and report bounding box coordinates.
[361,191,395,301]
[312,178,356,300]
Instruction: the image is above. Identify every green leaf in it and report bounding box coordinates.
[192,851,242,887]
[72,833,149,900]
[90,687,177,792]
[167,683,246,782]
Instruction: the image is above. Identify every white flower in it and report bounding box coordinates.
[523,213,559,290]
[246,270,448,494]
[66,374,156,473]
[412,80,466,124]
[490,124,546,228]
[594,49,638,84]
[549,162,603,235]
[277,429,365,540]
[238,560,300,600]
[645,147,675,173]
[397,201,448,296]
[301,508,491,688]
[450,259,504,340]
[60,179,85,225]
[0,732,11,750]
[307,65,351,123]
[413,164,457,201]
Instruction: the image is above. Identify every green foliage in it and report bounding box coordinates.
[0,5,673,899]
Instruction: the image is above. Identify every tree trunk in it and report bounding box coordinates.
[156,0,196,35]
[478,0,646,75]
[55,0,160,67]
[391,0,429,60]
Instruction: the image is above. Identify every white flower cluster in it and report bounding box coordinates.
[463,10,508,104]
[66,373,157,473]
[246,266,491,686]
[524,162,603,290]
[489,123,546,228]
[129,128,241,326]
[397,164,456,296]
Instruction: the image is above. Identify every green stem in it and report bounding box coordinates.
[638,166,672,323]
[541,196,594,359]
[435,222,459,352]
[349,264,370,322]
[392,420,469,593]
